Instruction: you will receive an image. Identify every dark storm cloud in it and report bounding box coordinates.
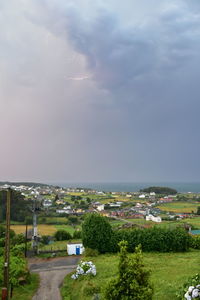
[1,0,200,182]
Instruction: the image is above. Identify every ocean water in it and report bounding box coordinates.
[50,182,200,193]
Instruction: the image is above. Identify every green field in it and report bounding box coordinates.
[157,201,199,213]
[61,250,200,300]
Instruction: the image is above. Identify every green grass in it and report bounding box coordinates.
[61,250,200,300]
[157,201,199,213]
[55,224,81,235]
[12,273,39,300]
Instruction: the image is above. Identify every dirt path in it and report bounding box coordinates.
[29,256,80,300]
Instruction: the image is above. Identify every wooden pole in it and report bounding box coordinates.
[2,189,11,300]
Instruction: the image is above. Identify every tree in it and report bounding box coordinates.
[0,190,32,222]
[82,213,113,253]
[140,186,177,195]
[104,241,153,300]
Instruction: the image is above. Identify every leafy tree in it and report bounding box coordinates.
[0,190,32,222]
[82,213,113,253]
[86,197,91,203]
[54,230,72,241]
[197,206,200,215]
[104,241,153,300]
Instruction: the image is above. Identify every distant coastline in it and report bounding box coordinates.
[1,181,200,193]
[49,182,200,193]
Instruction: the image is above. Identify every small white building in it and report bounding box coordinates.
[146,214,162,223]
[97,204,105,211]
[139,194,146,198]
[67,242,84,255]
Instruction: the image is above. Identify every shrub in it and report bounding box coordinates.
[104,241,153,300]
[54,230,72,241]
[190,235,200,249]
[73,230,82,239]
[176,273,200,299]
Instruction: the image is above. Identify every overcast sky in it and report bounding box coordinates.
[1,0,200,183]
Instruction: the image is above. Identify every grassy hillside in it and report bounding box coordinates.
[61,250,200,300]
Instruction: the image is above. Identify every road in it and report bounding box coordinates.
[29,256,80,300]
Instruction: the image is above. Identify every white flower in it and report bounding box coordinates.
[71,261,96,279]
[192,288,199,298]
[184,292,192,300]
[188,286,195,293]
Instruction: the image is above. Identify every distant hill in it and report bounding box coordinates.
[0,181,52,188]
[140,186,177,195]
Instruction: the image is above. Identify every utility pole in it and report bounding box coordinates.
[2,189,11,300]
[32,198,38,254]
[24,223,28,258]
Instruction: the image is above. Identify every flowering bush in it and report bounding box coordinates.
[71,261,96,280]
[184,285,200,299]
[176,274,200,299]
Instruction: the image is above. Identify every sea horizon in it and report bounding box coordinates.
[47,182,200,193]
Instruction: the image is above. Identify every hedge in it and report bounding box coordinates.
[112,226,190,252]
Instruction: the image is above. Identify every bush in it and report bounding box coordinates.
[190,235,200,249]
[84,248,99,257]
[104,241,153,300]
[176,273,200,299]
[54,230,72,241]
[73,230,82,239]
[82,213,113,253]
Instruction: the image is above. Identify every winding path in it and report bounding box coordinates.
[29,256,80,300]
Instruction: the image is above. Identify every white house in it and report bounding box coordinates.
[96,204,105,211]
[146,214,162,222]
[139,194,146,199]
[67,242,84,255]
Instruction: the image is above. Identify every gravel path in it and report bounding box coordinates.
[29,256,80,300]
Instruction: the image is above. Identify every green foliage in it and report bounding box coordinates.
[114,226,190,252]
[68,215,79,225]
[0,256,29,287]
[197,206,200,215]
[54,230,72,241]
[190,235,200,249]
[84,248,99,257]
[12,233,25,245]
[104,241,153,300]
[140,186,177,195]
[73,230,82,239]
[0,190,32,222]
[82,213,113,253]
[11,243,27,257]
[176,273,200,299]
